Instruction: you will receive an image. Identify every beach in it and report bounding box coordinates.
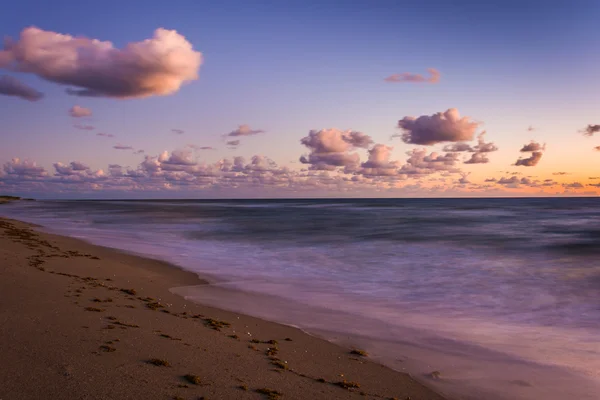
[0,216,447,400]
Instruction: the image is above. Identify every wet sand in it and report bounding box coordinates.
[0,217,448,400]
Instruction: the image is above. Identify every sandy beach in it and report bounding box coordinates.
[0,217,448,400]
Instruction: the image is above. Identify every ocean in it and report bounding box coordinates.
[2,198,599,400]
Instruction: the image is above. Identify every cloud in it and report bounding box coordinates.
[359,144,400,176]
[520,141,545,152]
[527,126,535,132]
[595,146,600,151]
[514,141,544,167]
[226,140,240,148]
[74,124,94,131]
[171,129,184,134]
[0,27,202,99]
[497,176,533,187]
[464,152,490,164]
[0,74,43,101]
[552,172,570,176]
[133,149,145,154]
[443,143,473,152]
[96,133,115,138]
[226,124,265,137]
[515,151,543,167]
[563,182,584,189]
[384,68,440,83]
[187,144,214,150]
[397,108,479,145]
[53,161,90,175]
[69,105,92,117]
[399,149,460,176]
[299,128,373,171]
[113,144,133,150]
[3,158,47,178]
[159,149,196,166]
[582,124,600,136]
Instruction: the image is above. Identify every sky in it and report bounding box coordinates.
[0,0,599,198]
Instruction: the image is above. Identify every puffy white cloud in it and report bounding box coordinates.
[160,149,196,166]
[299,128,373,171]
[227,124,264,137]
[397,108,479,145]
[0,74,43,101]
[384,68,440,83]
[69,105,92,117]
[0,27,202,99]
[359,144,400,176]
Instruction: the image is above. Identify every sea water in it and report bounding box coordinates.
[2,198,599,399]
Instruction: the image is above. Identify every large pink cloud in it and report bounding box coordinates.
[0,74,43,101]
[397,108,480,145]
[0,27,202,99]
[384,68,440,83]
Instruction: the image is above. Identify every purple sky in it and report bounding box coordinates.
[1,0,599,198]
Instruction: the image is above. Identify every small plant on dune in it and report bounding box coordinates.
[256,388,282,399]
[429,370,441,380]
[204,318,230,330]
[148,358,170,367]
[350,349,368,357]
[99,345,116,352]
[266,347,279,357]
[336,380,360,389]
[121,288,137,295]
[184,374,202,385]
[270,360,288,370]
[146,301,164,310]
[84,307,104,312]
[239,384,248,391]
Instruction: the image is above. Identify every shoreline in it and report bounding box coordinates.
[0,216,449,400]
